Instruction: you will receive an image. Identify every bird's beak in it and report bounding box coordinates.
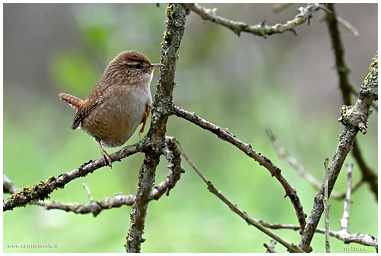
[150,63,163,70]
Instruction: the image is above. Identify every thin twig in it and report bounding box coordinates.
[336,15,359,37]
[351,140,377,200]
[340,163,353,232]
[332,179,364,200]
[264,239,277,253]
[27,166,182,216]
[260,220,378,249]
[173,105,307,235]
[266,129,321,190]
[324,158,331,253]
[273,3,292,13]
[3,174,19,194]
[266,129,362,199]
[34,194,135,217]
[175,142,208,184]
[83,183,94,202]
[4,141,181,215]
[176,142,303,253]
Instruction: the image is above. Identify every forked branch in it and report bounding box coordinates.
[176,141,303,253]
[299,53,378,252]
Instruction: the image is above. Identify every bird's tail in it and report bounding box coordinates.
[59,93,83,111]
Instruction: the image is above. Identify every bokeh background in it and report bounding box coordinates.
[3,3,377,253]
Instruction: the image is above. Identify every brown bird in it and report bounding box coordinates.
[59,50,162,167]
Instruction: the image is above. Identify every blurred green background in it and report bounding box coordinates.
[3,3,377,253]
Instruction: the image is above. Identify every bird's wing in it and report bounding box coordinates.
[71,88,105,130]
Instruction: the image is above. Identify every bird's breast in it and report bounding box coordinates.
[80,85,152,147]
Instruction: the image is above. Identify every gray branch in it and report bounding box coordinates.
[260,220,378,250]
[176,142,303,253]
[173,105,307,235]
[125,3,187,253]
[299,53,378,252]
[182,3,323,38]
[3,143,143,212]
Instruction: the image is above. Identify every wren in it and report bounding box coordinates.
[59,50,162,167]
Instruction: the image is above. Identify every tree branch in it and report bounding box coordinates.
[173,105,307,235]
[14,159,183,216]
[34,193,135,217]
[176,142,303,253]
[3,174,18,194]
[260,220,378,250]
[326,3,352,105]
[325,3,378,199]
[352,139,378,199]
[150,136,185,200]
[3,143,143,212]
[324,158,331,253]
[340,163,353,233]
[182,3,323,38]
[299,53,378,252]
[125,3,187,253]
[266,129,363,200]
[264,239,278,253]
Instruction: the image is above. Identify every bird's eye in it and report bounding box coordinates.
[134,64,142,69]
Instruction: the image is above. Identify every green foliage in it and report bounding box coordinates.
[50,52,98,96]
[78,18,113,55]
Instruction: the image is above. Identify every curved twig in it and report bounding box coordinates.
[266,129,364,200]
[176,142,303,253]
[172,105,307,235]
[150,136,185,200]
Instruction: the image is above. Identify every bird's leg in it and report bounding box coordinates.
[96,139,112,168]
